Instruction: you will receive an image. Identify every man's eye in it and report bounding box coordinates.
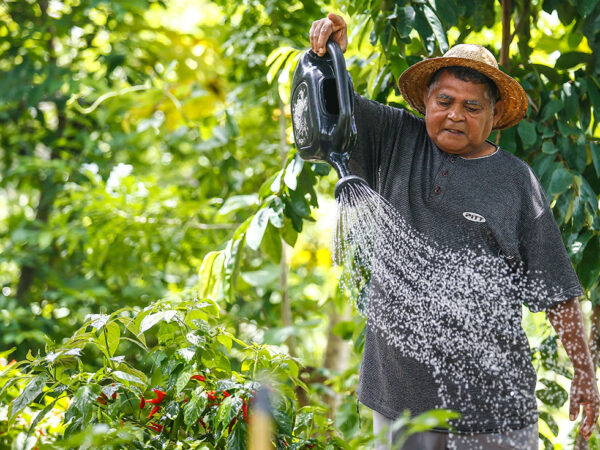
[438,101,450,107]
[466,107,480,112]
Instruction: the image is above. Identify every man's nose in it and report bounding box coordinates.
[447,106,465,121]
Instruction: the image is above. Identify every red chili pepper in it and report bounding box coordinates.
[191,374,205,382]
[146,388,166,405]
[282,437,289,447]
[206,391,216,402]
[183,398,189,403]
[228,417,236,433]
[148,422,163,433]
[242,399,248,422]
[111,383,117,399]
[97,396,107,405]
[120,420,124,428]
[38,429,45,436]
[222,390,230,397]
[199,418,206,429]
[139,395,145,409]
[148,405,160,419]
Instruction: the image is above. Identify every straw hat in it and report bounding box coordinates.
[398,44,527,130]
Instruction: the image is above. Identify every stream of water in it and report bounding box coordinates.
[333,179,565,448]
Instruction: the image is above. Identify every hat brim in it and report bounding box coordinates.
[398,56,528,130]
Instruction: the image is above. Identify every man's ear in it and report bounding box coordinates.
[422,86,429,112]
[492,100,504,127]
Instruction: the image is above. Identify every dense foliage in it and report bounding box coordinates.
[1,0,600,448]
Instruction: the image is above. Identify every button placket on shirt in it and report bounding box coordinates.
[429,154,456,201]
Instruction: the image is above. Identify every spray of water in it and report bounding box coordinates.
[333,179,565,448]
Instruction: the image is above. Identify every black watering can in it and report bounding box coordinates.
[290,40,365,197]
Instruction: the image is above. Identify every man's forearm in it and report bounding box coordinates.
[546,297,594,373]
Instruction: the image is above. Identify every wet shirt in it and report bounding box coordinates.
[350,94,583,433]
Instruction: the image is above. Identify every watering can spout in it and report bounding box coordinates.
[328,152,350,179]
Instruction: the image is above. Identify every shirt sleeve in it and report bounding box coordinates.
[518,207,584,313]
[348,94,408,190]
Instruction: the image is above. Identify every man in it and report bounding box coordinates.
[309,13,600,449]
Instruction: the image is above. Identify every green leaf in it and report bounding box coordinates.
[395,6,416,39]
[26,397,59,439]
[260,223,282,264]
[539,411,559,436]
[184,389,208,427]
[591,143,600,178]
[86,314,110,330]
[218,396,242,426]
[246,207,271,251]
[65,385,97,423]
[268,198,284,228]
[10,375,46,421]
[175,367,193,395]
[575,0,600,17]
[104,321,120,357]
[541,141,558,154]
[536,380,568,407]
[432,0,458,27]
[111,370,145,389]
[423,3,448,53]
[540,99,563,122]
[226,420,246,449]
[218,194,259,216]
[556,52,592,70]
[413,5,436,55]
[549,167,574,195]
[139,310,177,334]
[284,154,304,191]
[517,120,537,148]
[272,401,293,435]
[578,235,600,290]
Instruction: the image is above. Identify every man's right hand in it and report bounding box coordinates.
[309,13,347,56]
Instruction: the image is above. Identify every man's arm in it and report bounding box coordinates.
[546,297,600,440]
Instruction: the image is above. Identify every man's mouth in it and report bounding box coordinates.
[444,129,464,135]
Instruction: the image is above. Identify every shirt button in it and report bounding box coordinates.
[434,187,441,194]
[450,157,456,163]
[442,170,448,176]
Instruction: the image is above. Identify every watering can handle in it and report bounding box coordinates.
[326,39,351,155]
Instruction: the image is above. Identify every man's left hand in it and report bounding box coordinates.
[570,367,600,440]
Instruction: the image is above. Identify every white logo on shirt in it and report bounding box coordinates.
[463,212,486,223]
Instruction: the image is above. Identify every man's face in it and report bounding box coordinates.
[423,71,503,158]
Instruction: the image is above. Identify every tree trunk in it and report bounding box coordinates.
[278,95,296,357]
[500,0,511,71]
[322,301,350,419]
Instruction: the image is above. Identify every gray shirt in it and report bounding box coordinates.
[350,94,583,433]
